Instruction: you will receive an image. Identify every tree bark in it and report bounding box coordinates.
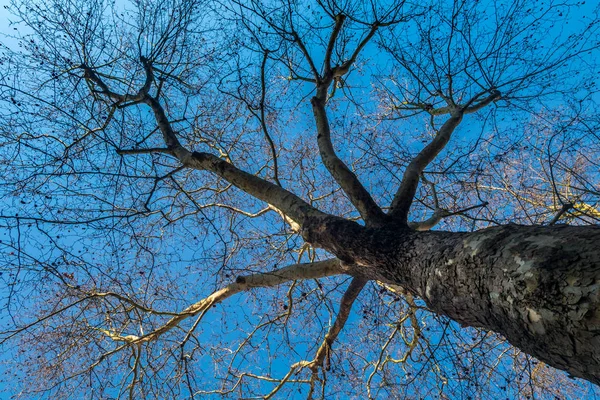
[302,217,600,384]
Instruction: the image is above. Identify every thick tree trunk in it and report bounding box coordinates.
[303,217,600,385]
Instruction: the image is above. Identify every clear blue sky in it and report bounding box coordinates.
[1,0,600,398]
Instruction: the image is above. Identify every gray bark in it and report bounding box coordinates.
[302,217,600,384]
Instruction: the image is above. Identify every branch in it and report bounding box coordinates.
[116,147,173,155]
[408,208,451,231]
[463,89,501,113]
[332,22,380,79]
[398,90,501,116]
[410,202,490,231]
[81,65,135,103]
[388,111,464,224]
[389,91,500,224]
[311,98,387,225]
[143,95,324,226]
[549,202,573,225]
[138,55,154,96]
[293,31,320,80]
[310,277,367,370]
[407,176,488,231]
[366,293,421,398]
[97,259,343,344]
[188,151,324,226]
[304,18,389,225]
[408,175,446,231]
[258,50,281,187]
[323,14,347,74]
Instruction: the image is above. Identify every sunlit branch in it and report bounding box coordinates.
[189,203,273,218]
[96,259,343,344]
[138,92,326,225]
[263,362,311,400]
[366,294,421,398]
[126,345,142,399]
[187,151,325,225]
[83,58,317,226]
[195,371,311,397]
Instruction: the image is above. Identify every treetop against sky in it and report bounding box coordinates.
[1,0,600,398]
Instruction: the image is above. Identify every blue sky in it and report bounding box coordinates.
[1,0,600,398]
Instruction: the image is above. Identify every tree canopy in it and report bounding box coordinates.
[1,0,600,398]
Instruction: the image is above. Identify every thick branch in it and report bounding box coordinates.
[323,14,347,74]
[311,277,367,370]
[304,17,389,225]
[138,56,154,96]
[143,95,324,225]
[100,259,344,344]
[188,151,324,225]
[311,98,386,225]
[332,22,380,79]
[389,90,500,224]
[403,90,501,116]
[388,112,464,224]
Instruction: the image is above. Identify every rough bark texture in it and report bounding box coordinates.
[302,217,600,384]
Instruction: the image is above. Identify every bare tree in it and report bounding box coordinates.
[1,0,600,398]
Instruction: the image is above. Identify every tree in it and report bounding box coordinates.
[1,0,600,398]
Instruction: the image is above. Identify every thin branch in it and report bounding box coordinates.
[293,30,320,80]
[81,64,136,103]
[400,89,500,116]
[333,22,380,79]
[258,50,281,186]
[549,202,573,225]
[116,147,173,155]
[408,176,489,231]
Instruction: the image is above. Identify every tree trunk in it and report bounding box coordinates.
[303,217,600,384]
